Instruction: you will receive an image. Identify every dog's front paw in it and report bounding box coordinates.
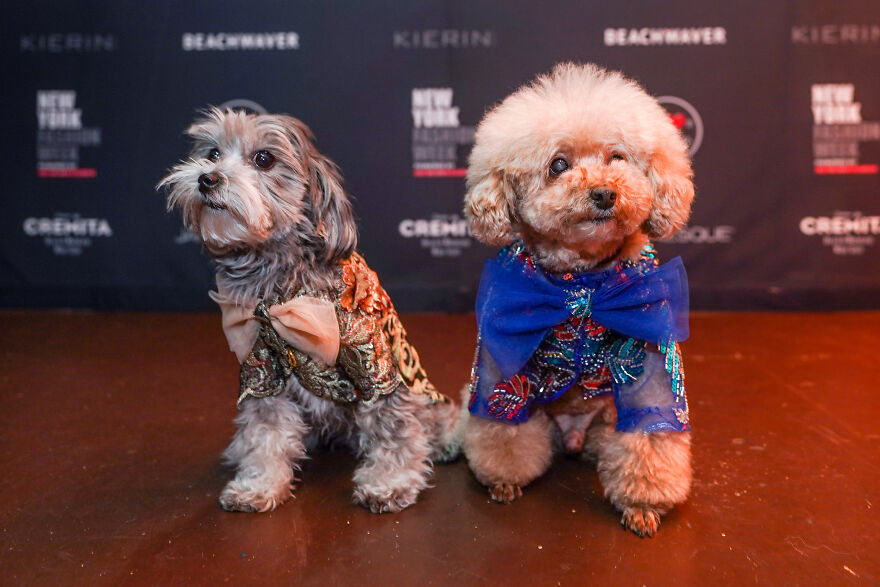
[219,479,293,513]
[621,506,661,537]
[352,485,420,514]
[489,482,523,504]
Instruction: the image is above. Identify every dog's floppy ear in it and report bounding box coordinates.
[643,126,695,239]
[464,170,518,246]
[281,116,358,262]
[307,151,358,262]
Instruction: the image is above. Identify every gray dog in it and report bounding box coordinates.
[159,108,459,514]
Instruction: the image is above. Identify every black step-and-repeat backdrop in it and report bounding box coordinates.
[2,1,879,311]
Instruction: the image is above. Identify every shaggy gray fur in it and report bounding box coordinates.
[159,109,459,513]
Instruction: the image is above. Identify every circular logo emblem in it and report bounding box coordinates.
[218,99,268,115]
[657,96,703,157]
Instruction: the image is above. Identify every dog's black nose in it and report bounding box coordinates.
[198,173,220,193]
[591,188,617,210]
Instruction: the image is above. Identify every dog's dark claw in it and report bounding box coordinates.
[621,506,660,537]
[489,482,523,504]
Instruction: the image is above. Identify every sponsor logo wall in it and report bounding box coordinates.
[23,215,113,256]
[779,2,880,306]
[36,90,102,178]
[2,1,879,311]
[811,84,880,175]
[411,87,474,178]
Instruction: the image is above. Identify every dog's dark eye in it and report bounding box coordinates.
[549,157,570,176]
[610,152,626,162]
[207,148,221,161]
[253,150,276,170]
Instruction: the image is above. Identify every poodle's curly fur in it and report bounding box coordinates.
[461,63,694,537]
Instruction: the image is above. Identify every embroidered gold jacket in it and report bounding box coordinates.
[216,253,447,407]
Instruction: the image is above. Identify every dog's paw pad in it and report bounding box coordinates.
[219,493,259,513]
[621,506,661,537]
[489,483,522,504]
[219,481,291,513]
[353,487,419,514]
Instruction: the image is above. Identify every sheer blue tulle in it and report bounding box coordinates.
[614,348,689,433]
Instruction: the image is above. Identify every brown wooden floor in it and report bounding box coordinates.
[1,310,879,585]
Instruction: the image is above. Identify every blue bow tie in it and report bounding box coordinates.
[476,247,689,379]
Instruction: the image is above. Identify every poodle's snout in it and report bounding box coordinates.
[198,173,220,194]
[590,188,617,210]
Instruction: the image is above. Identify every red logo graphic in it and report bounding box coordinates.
[658,96,703,157]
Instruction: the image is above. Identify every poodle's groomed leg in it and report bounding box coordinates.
[587,412,692,537]
[351,389,433,513]
[219,395,309,513]
[462,410,554,504]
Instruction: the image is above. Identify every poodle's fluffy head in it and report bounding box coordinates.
[159,108,356,262]
[465,63,694,272]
